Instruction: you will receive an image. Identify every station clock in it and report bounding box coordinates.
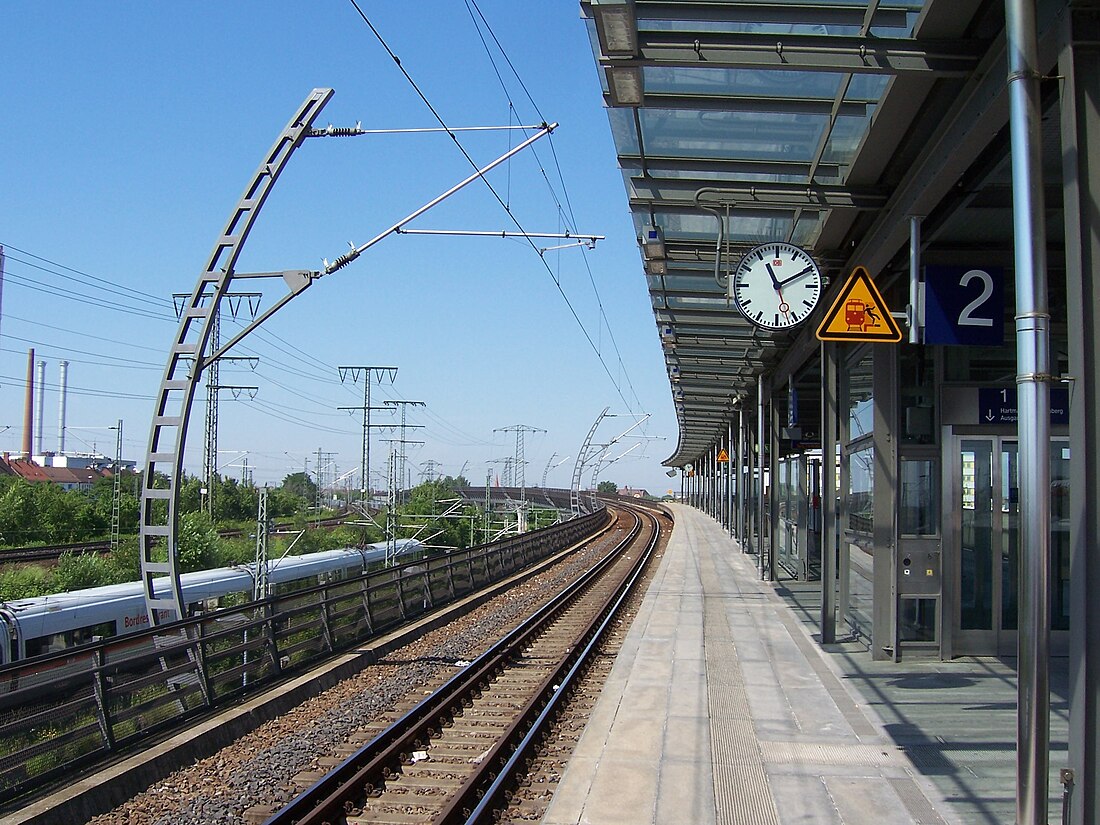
[731,242,822,330]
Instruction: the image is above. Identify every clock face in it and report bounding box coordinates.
[731,242,822,330]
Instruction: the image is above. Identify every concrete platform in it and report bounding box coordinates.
[543,503,1069,825]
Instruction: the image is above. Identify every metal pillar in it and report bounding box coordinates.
[727,420,734,535]
[821,343,839,643]
[757,374,767,575]
[254,486,269,601]
[872,347,899,661]
[1006,0,1052,819]
[737,405,746,544]
[769,390,780,582]
[745,407,755,553]
[1062,7,1100,823]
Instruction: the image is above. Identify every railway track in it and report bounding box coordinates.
[263,504,661,825]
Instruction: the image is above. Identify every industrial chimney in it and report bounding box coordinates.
[22,349,33,459]
[57,360,68,455]
[34,360,45,456]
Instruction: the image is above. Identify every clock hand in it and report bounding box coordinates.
[765,262,782,289]
[777,265,816,287]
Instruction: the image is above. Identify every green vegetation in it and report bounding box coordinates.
[597,480,618,494]
[0,471,562,601]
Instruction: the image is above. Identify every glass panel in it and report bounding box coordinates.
[847,446,873,533]
[846,541,874,639]
[1001,443,1019,631]
[643,66,847,99]
[900,458,937,536]
[1052,444,1071,631]
[821,114,874,165]
[638,108,827,163]
[900,598,937,642]
[960,440,994,630]
[847,350,873,437]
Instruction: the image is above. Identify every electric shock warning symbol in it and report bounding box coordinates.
[816,267,902,342]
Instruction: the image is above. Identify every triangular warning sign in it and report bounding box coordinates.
[816,266,903,342]
[716,449,730,463]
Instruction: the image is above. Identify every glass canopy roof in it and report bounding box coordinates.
[581,0,993,465]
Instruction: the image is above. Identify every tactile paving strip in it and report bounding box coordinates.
[760,740,906,768]
[702,553,782,825]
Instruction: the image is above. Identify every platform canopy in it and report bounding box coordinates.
[581,0,1054,466]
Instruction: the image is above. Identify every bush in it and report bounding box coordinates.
[51,552,113,592]
[0,566,50,600]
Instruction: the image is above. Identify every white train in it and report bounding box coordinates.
[0,539,422,665]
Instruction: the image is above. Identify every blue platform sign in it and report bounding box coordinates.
[924,265,1005,346]
[978,387,1069,425]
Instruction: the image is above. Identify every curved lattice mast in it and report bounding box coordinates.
[571,407,609,517]
[139,89,334,624]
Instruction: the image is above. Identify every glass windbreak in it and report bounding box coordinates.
[847,446,873,533]
[847,350,873,438]
[960,440,994,630]
[900,458,937,536]
[1052,444,1070,631]
[959,438,1070,636]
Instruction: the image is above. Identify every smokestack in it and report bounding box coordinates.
[57,361,68,455]
[22,349,33,458]
[34,360,45,455]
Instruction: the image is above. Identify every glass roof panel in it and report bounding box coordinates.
[636,2,922,38]
[624,166,812,186]
[639,109,829,163]
[643,66,849,100]
[822,113,875,165]
[650,210,798,242]
[606,108,639,154]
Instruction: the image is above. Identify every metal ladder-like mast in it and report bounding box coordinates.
[571,408,609,517]
[138,88,332,625]
[110,419,122,554]
[138,91,555,626]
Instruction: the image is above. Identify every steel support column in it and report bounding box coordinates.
[727,419,734,536]
[872,346,899,661]
[821,342,839,644]
[1061,6,1100,823]
[769,391,780,582]
[1006,0,1052,819]
[757,374,767,576]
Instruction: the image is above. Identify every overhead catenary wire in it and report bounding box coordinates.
[459,0,646,415]
[345,1,643,417]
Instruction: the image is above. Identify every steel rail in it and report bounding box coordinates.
[266,507,650,825]
[443,504,662,825]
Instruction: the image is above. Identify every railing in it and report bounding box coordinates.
[0,509,610,805]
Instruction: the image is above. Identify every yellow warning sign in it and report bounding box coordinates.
[816,266,903,342]
[716,449,730,463]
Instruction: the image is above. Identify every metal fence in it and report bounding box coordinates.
[0,509,609,804]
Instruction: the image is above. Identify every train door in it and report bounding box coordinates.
[948,435,1070,656]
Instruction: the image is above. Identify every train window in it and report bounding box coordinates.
[24,620,115,658]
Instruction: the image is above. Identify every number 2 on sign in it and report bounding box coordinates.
[958,269,994,328]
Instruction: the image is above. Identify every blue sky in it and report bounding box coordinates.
[1,2,678,497]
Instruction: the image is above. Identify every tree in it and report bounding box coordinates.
[177,511,220,572]
[281,472,316,503]
[597,480,618,494]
